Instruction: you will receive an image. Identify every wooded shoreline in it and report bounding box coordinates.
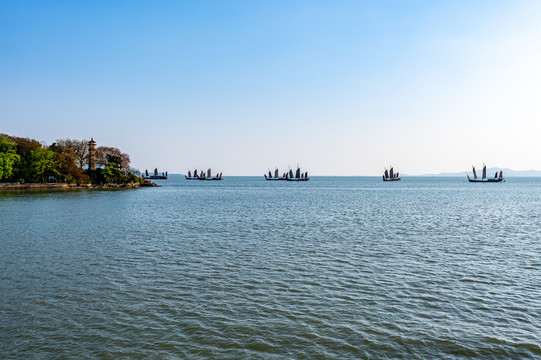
[1,134,148,187]
[0,181,158,191]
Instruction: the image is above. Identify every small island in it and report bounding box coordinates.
[0,134,156,190]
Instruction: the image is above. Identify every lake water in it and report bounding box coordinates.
[1,176,540,359]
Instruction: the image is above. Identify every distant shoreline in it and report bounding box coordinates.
[0,182,157,191]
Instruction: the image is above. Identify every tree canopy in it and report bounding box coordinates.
[96,146,130,170]
[0,134,142,185]
[0,137,20,180]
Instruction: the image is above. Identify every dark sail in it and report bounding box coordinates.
[268,170,272,178]
[154,168,158,176]
[275,168,279,179]
[389,167,394,178]
[289,169,294,178]
[472,166,477,179]
[499,171,503,179]
[482,165,486,180]
[295,167,301,179]
[384,169,389,178]
[145,169,149,177]
[188,170,191,178]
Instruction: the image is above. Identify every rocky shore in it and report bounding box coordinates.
[0,181,158,190]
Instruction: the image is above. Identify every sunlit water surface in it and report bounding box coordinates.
[1,176,540,359]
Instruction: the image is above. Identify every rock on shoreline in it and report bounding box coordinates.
[0,181,158,190]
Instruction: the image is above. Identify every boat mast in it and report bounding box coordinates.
[482,164,486,180]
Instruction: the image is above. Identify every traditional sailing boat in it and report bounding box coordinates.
[144,168,168,179]
[185,168,223,180]
[383,166,400,181]
[264,168,286,180]
[467,164,504,182]
[286,165,309,181]
[185,169,197,180]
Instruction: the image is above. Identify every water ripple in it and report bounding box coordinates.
[1,177,541,359]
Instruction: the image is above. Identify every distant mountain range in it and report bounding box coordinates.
[421,168,541,177]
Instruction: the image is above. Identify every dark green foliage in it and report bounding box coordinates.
[87,154,142,185]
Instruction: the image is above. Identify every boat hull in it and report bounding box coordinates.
[286,178,310,181]
[185,176,223,180]
[383,178,400,181]
[468,178,504,183]
[144,176,167,179]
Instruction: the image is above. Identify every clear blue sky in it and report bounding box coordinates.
[1,1,540,175]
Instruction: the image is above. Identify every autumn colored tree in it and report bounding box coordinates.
[49,143,89,184]
[96,146,130,170]
[0,133,42,158]
[54,138,89,168]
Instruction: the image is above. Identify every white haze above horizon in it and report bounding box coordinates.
[1,1,540,175]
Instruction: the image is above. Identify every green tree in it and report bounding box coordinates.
[28,148,59,183]
[0,133,43,182]
[0,137,20,180]
[102,154,122,183]
[88,154,143,185]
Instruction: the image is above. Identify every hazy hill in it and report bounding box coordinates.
[422,168,541,177]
